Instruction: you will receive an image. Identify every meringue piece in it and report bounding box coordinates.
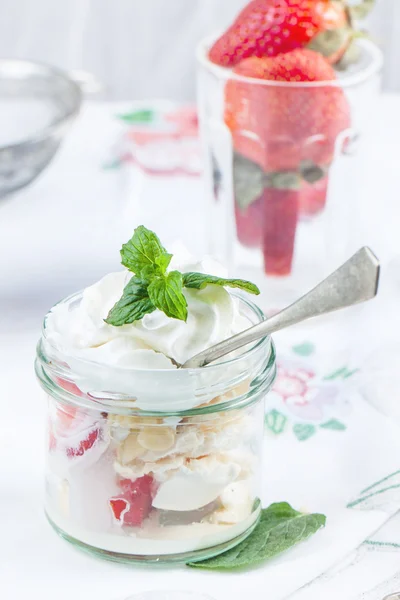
[114,454,185,480]
[152,455,241,511]
[137,426,176,452]
[209,481,253,525]
[118,432,145,464]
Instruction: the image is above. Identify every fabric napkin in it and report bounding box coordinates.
[4,101,400,600]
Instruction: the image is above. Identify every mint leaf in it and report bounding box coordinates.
[234,153,265,211]
[183,272,260,295]
[188,503,326,570]
[109,225,260,326]
[148,271,188,322]
[105,277,156,326]
[120,226,172,279]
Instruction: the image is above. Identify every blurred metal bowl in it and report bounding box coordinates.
[0,59,82,197]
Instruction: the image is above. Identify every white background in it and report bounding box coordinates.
[0,0,399,99]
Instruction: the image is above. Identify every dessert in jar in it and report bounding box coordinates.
[35,226,276,564]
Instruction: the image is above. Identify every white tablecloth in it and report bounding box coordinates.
[1,97,400,600]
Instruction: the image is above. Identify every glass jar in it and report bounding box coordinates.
[197,38,383,307]
[35,291,276,564]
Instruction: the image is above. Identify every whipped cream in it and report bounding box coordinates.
[46,258,249,369]
[45,256,256,410]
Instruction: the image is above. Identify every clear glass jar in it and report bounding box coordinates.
[197,38,383,307]
[35,291,276,564]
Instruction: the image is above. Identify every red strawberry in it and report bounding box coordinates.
[225,49,351,171]
[109,476,154,527]
[66,428,100,458]
[235,194,264,247]
[54,378,84,429]
[263,187,299,275]
[233,152,265,248]
[299,174,329,217]
[48,422,57,451]
[225,49,350,275]
[209,0,374,67]
[56,377,84,398]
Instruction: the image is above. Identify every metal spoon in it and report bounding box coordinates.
[182,247,380,369]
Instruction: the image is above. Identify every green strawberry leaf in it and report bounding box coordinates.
[105,277,156,326]
[299,160,328,184]
[188,503,326,570]
[182,272,260,295]
[148,271,188,322]
[120,225,172,279]
[348,0,375,21]
[307,27,352,59]
[117,109,154,124]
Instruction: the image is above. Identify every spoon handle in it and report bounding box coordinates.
[182,247,380,369]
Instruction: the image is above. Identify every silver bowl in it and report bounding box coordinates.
[0,59,82,197]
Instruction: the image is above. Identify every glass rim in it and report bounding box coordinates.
[35,341,276,417]
[38,288,269,375]
[196,36,383,89]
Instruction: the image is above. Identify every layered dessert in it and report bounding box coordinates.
[39,226,272,560]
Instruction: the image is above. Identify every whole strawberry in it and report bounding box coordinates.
[225,48,351,171]
[209,0,374,67]
[226,48,351,274]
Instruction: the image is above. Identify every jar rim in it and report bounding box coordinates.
[196,36,383,90]
[36,289,276,417]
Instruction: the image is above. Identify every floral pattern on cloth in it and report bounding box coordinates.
[106,104,202,176]
[265,341,357,441]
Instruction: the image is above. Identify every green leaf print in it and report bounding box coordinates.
[293,424,317,441]
[265,410,287,435]
[292,342,315,357]
[320,419,346,431]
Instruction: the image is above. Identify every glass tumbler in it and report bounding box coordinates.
[35,291,276,564]
[197,39,383,306]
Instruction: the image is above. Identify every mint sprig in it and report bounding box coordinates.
[105,226,260,326]
[120,225,172,280]
[183,272,260,295]
[148,271,188,322]
[187,502,326,570]
[104,277,155,326]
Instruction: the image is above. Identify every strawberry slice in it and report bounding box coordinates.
[54,378,85,429]
[235,194,264,248]
[48,423,57,451]
[109,475,154,527]
[66,428,100,458]
[299,175,329,218]
[263,187,299,276]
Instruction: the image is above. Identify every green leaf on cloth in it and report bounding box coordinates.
[188,503,326,570]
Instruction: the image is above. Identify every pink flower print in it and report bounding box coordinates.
[271,364,341,423]
[165,106,198,138]
[122,106,201,176]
